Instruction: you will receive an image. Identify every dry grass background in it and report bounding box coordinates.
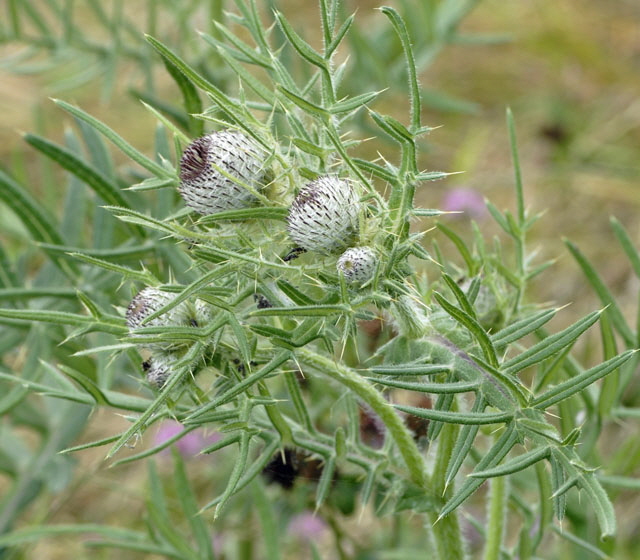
[1,0,639,558]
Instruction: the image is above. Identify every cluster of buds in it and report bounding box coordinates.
[179,130,376,288]
[126,287,211,388]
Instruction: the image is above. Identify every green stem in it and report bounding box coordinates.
[296,347,428,489]
[430,420,466,560]
[483,475,508,560]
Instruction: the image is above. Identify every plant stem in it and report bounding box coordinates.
[296,348,467,559]
[296,347,428,489]
[430,420,466,560]
[483,475,508,560]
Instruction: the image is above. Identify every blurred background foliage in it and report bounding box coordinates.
[0,0,639,558]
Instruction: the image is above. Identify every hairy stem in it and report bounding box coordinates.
[483,475,508,560]
[296,347,429,489]
[430,418,466,560]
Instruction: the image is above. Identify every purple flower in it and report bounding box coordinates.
[154,420,221,457]
[287,511,329,543]
[441,187,486,219]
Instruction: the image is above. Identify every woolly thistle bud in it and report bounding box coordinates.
[178,130,268,215]
[337,246,377,285]
[287,176,360,255]
[126,287,190,331]
[144,355,178,389]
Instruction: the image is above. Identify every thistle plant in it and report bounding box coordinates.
[0,1,639,559]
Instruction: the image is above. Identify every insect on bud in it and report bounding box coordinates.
[179,130,268,215]
[286,176,360,255]
[337,246,377,285]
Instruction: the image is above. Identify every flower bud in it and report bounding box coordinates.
[126,287,190,331]
[337,246,376,285]
[179,130,268,215]
[145,355,177,389]
[287,176,360,255]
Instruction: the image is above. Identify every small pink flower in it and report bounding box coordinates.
[287,511,328,543]
[154,420,221,457]
[441,187,486,219]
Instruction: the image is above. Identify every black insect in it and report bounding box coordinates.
[283,246,307,262]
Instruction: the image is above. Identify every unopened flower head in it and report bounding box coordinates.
[145,355,178,389]
[126,287,192,332]
[179,130,268,215]
[337,246,376,285]
[287,176,360,255]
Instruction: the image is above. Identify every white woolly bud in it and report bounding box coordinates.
[286,176,360,255]
[144,355,178,389]
[194,299,213,326]
[178,130,268,215]
[337,246,377,285]
[126,287,190,331]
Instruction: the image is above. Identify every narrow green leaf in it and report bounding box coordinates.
[215,429,251,518]
[197,206,288,224]
[315,456,336,509]
[578,469,616,538]
[445,396,485,487]
[369,110,413,144]
[0,525,148,548]
[53,99,172,178]
[502,310,601,375]
[277,85,330,119]
[491,308,557,349]
[69,252,158,284]
[187,351,291,420]
[549,453,567,522]
[203,26,272,68]
[366,378,478,394]
[0,169,76,278]
[0,308,126,336]
[441,273,475,318]
[433,292,498,368]
[106,344,204,458]
[470,446,550,478]
[367,364,451,376]
[598,312,619,417]
[252,479,281,560]
[436,222,476,276]
[610,216,640,279]
[158,48,203,137]
[24,134,144,238]
[439,424,519,519]
[326,13,354,56]
[201,437,280,512]
[565,239,635,347]
[330,91,381,114]
[506,107,525,224]
[550,525,609,560]
[532,350,635,410]
[251,304,348,317]
[171,450,214,558]
[215,47,276,105]
[380,6,420,130]
[394,404,512,425]
[274,10,326,69]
